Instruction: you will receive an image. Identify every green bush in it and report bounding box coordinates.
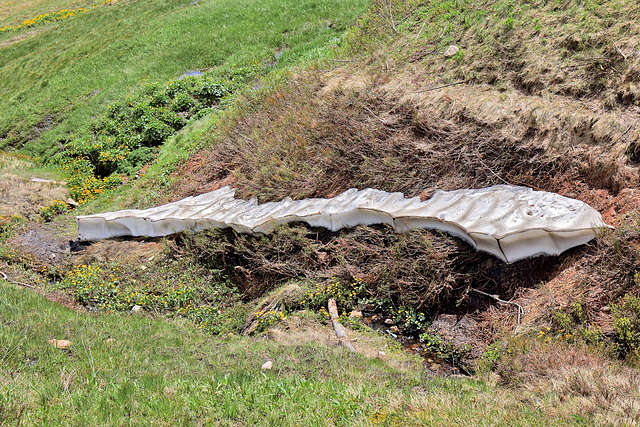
[53,71,242,204]
[612,290,640,357]
[39,200,69,222]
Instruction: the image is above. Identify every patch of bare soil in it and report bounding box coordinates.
[71,238,166,266]
[9,221,75,269]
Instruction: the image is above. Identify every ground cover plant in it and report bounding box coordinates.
[0,1,114,28]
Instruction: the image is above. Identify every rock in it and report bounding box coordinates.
[601,306,611,313]
[349,310,363,318]
[105,338,116,345]
[131,305,143,314]
[139,265,147,270]
[377,351,386,358]
[66,198,78,207]
[261,361,273,370]
[390,326,399,334]
[444,45,459,57]
[48,339,72,350]
[427,358,434,363]
[384,318,395,325]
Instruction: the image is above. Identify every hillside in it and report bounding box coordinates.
[2,0,640,425]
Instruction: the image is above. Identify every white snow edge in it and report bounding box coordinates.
[76,185,611,263]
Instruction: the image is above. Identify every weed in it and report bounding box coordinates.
[300,277,365,314]
[420,332,472,366]
[612,291,640,359]
[59,262,245,334]
[0,214,24,241]
[39,200,69,222]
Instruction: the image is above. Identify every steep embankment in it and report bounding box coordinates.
[158,0,640,419]
[172,0,640,319]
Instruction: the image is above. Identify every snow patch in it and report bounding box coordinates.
[76,185,610,263]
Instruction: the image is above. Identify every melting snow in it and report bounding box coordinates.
[76,185,610,263]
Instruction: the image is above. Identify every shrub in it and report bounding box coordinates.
[53,70,245,204]
[612,290,640,357]
[39,200,69,222]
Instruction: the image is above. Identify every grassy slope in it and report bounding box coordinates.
[3,0,640,425]
[0,280,582,426]
[0,0,365,155]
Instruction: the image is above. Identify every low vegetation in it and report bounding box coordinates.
[3,0,640,424]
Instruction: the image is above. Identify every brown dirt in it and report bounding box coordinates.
[8,221,75,269]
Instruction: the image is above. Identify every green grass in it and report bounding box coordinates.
[0,0,100,28]
[0,279,588,425]
[0,0,367,156]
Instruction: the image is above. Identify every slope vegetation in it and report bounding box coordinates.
[3,0,640,425]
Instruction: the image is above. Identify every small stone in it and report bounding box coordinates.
[601,306,611,313]
[426,358,434,363]
[105,338,116,345]
[131,305,143,314]
[349,310,363,318]
[390,326,399,334]
[261,361,273,370]
[444,45,459,57]
[48,339,72,350]
[384,319,395,325]
[377,351,386,358]
[139,265,147,270]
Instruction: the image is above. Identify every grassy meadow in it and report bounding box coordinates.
[3,0,640,424]
[0,279,586,426]
[0,0,366,156]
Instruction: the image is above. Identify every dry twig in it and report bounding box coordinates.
[471,287,523,335]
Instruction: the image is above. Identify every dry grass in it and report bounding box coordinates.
[493,338,640,425]
[0,151,68,218]
[265,313,421,372]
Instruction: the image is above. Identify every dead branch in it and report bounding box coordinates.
[328,298,356,352]
[0,271,35,289]
[471,287,523,336]
[614,41,627,61]
[415,81,465,93]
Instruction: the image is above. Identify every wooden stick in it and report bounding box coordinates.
[415,81,465,93]
[0,271,36,289]
[328,298,356,352]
